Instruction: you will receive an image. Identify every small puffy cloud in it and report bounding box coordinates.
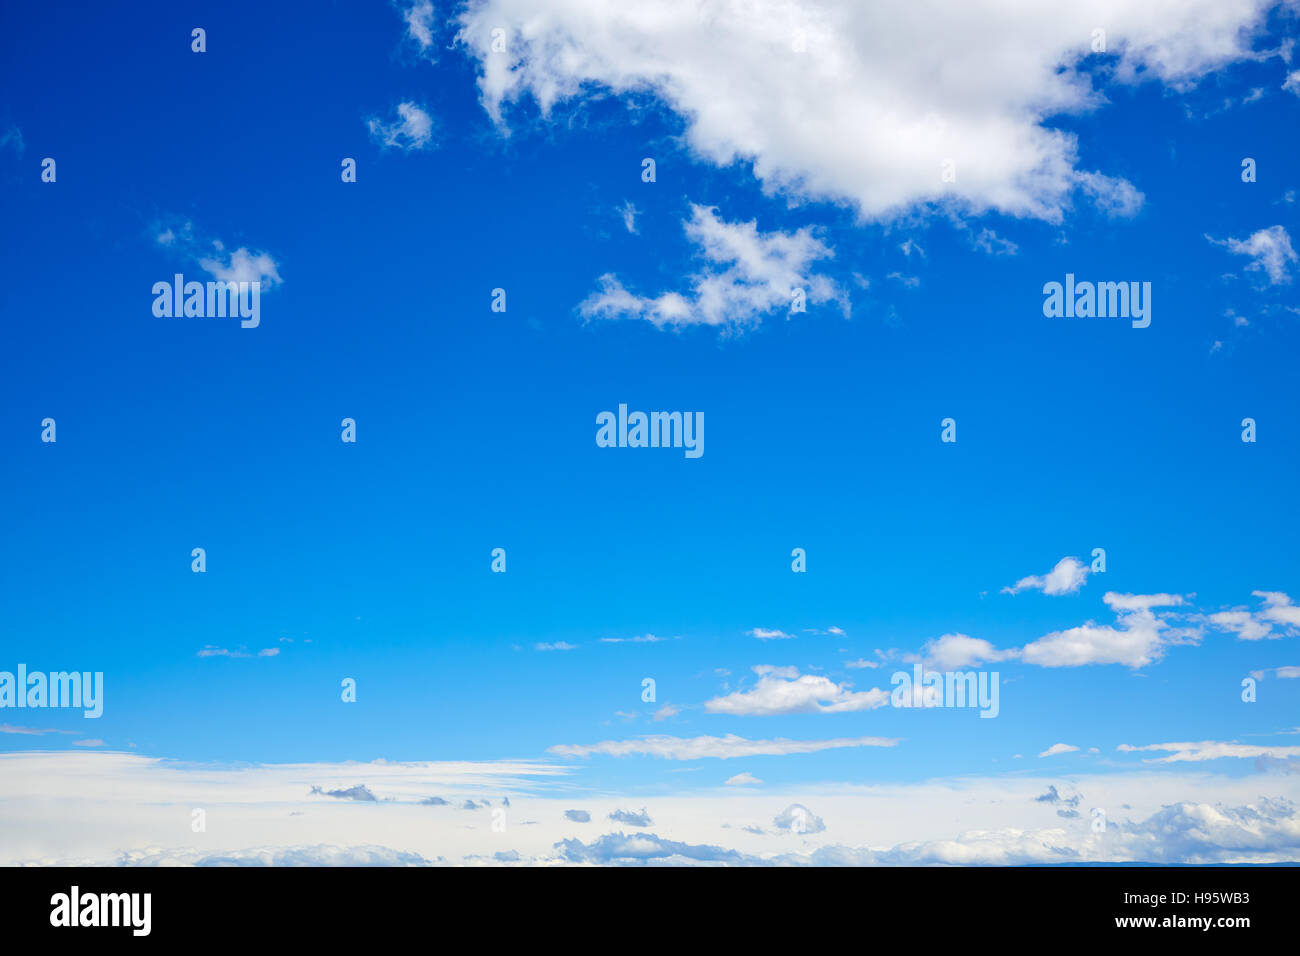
[579,205,845,331]
[652,704,680,721]
[608,807,653,827]
[563,809,590,822]
[919,633,1017,670]
[773,803,826,834]
[844,658,879,669]
[367,101,436,150]
[534,641,576,651]
[548,733,898,760]
[1284,70,1300,96]
[1039,743,1080,757]
[198,244,282,289]
[724,772,762,786]
[1002,556,1090,596]
[1206,225,1297,285]
[155,219,282,290]
[1020,592,1192,668]
[748,628,795,641]
[704,667,889,716]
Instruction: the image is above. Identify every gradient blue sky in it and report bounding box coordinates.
[1,0,1299,864]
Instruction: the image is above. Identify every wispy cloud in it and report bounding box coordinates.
[579,205,845,331]
[367,101,436,151]
[1206,225,1297,284]
[548,733,898,760]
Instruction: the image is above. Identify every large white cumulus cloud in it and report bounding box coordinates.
[451,0,1286,222]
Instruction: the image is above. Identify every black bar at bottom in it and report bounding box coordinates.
[0,865,1289,942]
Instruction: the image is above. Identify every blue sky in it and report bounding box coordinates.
[1,0,1299,865]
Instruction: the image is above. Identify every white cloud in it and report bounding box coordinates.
[1209,591,1300,640]
[1210,609,1274,640]
[600,633,666,643]
[155,220,282,290]
[773,803,826,834]
[1256,590,1300,629]
[1002,555,1091,596]
[1039,743,1081,757]
[367,101,436,150]
[704,667,890,716]
[534,641,576,651]
[652,704,680,721]
[1118,740,1300,763]
[747,627,795,641]
[725,772,762,786]
[403,1,437,54]
[579,205,845,330]
[1075,170,1145,218]
[969,227,1019,256]
[198,245,283,288]
[618,200,638,234]
[6,753,1299,865]
[919,633,1018,670]
[1284,69,1300,95]
[547,733,898,760]
[1020,592,1194,668]
[0,724,77,736]
[1206,225,1298,284]
[455,0,1279,223]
